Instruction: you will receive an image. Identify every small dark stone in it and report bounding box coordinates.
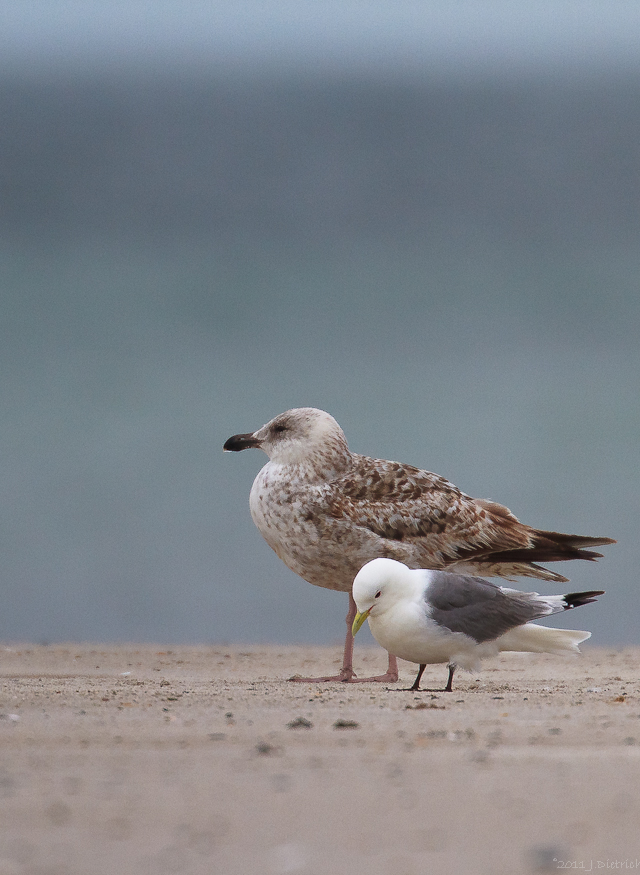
[287,717,313,729]
[405,702,445,711]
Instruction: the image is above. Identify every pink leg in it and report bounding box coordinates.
[289,593,400,683]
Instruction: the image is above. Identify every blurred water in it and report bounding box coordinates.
[1,69,637,645]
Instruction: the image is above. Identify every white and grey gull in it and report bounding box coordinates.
[352,557,604,692]
[223,407,614,683]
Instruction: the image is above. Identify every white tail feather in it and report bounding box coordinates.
[496,623,591,655]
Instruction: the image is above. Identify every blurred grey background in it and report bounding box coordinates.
[1,2,638,647]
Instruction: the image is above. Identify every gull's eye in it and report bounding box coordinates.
[273,424,287,434]
[374,591,381,599]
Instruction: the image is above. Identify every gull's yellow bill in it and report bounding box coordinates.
[352,608,371,636]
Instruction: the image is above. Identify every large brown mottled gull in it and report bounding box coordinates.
[223,407,614,683]
[352,557,604,693]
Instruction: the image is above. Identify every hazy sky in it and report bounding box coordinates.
[2,2,640,77]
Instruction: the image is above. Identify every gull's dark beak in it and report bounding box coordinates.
[223,432,262,452]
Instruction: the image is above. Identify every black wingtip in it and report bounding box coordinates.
[563,590,605,609]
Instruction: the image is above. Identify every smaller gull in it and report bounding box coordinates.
[352,558,604,692]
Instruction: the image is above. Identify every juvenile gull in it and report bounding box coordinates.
[223,407,614,682]
[352,557,604,692]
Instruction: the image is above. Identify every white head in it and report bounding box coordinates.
[351,558,421,635]
[224,407,351,470]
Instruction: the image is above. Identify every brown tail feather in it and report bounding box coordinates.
[534,530,616,550]
[445,517,614,581]
[477,529,614,576]
[487,546,605,565]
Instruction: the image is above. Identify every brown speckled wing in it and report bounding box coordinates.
[323,454,532,567]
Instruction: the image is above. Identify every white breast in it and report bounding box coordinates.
[368,602,454,666]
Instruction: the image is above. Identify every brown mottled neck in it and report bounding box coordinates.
[282,431,353,483]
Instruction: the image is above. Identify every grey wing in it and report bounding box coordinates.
[426,571,551,643]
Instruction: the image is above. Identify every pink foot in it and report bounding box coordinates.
[387,686,451,692]
[288,667,357,683]
[288,667,399,684]
[348,668,399,684]
[286,594,399,684]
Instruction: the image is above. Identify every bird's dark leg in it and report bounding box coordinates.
[411,664,427,691]
[288,593,399,683]
[387,662,456,693]
[419,664,455,693]
[387,663,426,692]
[443,664,455,692]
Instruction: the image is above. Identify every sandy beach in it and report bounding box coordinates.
[1,643,639,874]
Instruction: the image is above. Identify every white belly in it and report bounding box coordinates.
[368,604,484,669]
